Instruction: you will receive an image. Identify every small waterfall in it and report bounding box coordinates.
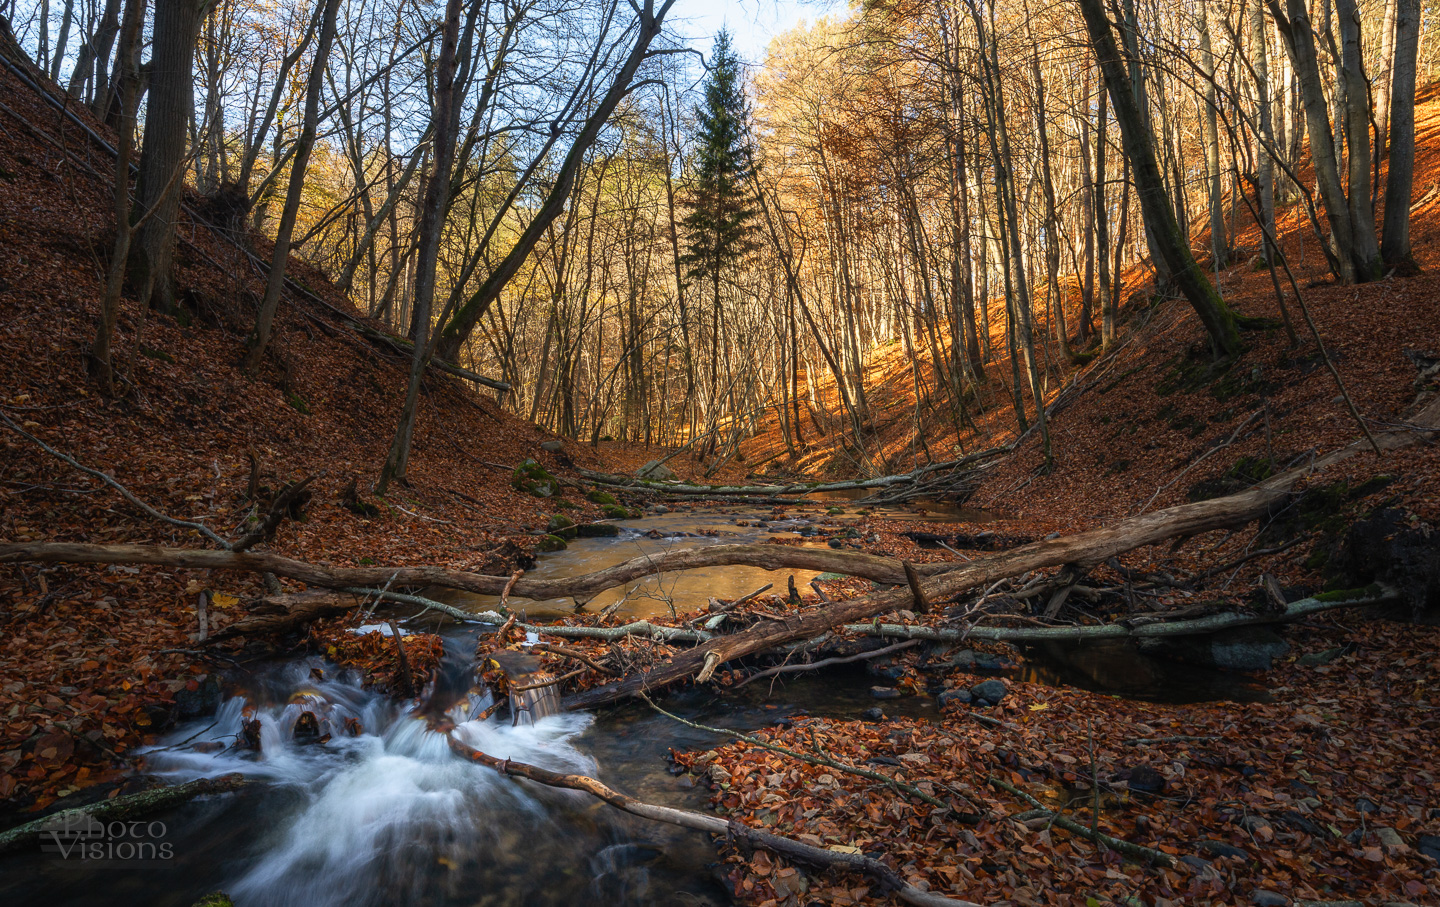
[509,671,564,725]
[139,658,598,907]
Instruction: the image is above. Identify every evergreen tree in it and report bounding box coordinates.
[680,30,759,442]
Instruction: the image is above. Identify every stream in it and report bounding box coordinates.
[0,502,1266,906]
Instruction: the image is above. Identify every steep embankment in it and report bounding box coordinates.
[0,49,613,811]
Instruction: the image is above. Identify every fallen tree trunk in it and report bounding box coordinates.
[0,774,249,854]
[839,587,1397,643]
[445,735,981,907]
[0,541,942,604]
[563,404,1439,710]
[578,446,1006,498]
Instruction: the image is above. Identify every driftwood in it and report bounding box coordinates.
[0,775,250,854]
[445,735,981,907]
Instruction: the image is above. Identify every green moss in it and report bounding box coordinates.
[1303,549,1329,571]
[827,507,844,515]
[284,390,311,415]
[359,556,376,566]
[546,514,576,539]
[600,504,634,520]
[191,895,234,907]
[139,345,174,363]
[1314,584,1383,602]
[586,490,618,506]
[576,523,621,538]
[535,534,568,552]
[553,498,574,510]
[512,459,558,498]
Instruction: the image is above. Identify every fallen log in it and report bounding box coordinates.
[578,446,1006,498]
[445,735,981,907]
[563,401,1439,711]
[838,586,1397,643]
[0,541,938,605]
[0,775,250,855]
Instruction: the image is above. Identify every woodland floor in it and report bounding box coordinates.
[0,51,1437,907]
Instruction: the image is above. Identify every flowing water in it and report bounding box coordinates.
[0,501,1264,906]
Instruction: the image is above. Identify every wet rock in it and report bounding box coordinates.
[173,675,222,720]
[969,679,1008,706]
[866,661,906,681]
[869,686,901,700]
[1418,834,1440,861]
[938,689,972,709]
[651,504,670,514]
[1198,839,1250,860]
[1251,891,1289,906]
[535,534,567,552]
[1376,827,1406,850]
[512,459,557,498]
[293,711,323,745]
[827,538,844,549]
[860,707,887,722]
[1115,765,1165,794]
[546,514,576,536]
[636,460,676,481]
[585,489,618,506]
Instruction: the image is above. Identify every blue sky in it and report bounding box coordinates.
[673,0,828,64]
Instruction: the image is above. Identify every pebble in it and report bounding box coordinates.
[869,686,901,700]
[1198,839,1250,860]
[860,707,887,722]
[969,679,1008,705]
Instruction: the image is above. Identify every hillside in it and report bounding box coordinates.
[0,52,633,811]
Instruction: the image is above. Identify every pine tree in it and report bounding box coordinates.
[680,30,759,442]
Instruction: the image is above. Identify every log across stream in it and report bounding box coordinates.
[0,502,1281,907]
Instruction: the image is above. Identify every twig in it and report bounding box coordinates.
[529,642,618,675]
[735,639,921,687]
[510,667,585,692]
[987,776,1175,867]
[0,410,230,548]
[640,694,976,816]
[1138,409,1263,514]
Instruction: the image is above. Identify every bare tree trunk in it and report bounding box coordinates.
[1198,4,1227,269]
[128,0,207,313]
[1335,0,1382,279]
[1381,0,1420,263]
[1079,0,1241,359]
[376,0,465,493]
[87,0,144,395]
[242,0,341,373]
[1266,0,1356,283]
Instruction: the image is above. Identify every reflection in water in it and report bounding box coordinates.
[445,510,829,620]
[1016,639,1270,703]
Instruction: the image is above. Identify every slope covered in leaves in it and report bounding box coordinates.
[0,55,619,814]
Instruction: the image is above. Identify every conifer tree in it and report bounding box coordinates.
[681,31,759,437]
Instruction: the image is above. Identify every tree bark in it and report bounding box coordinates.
[242,0,341,373]
[1334,0,1382,279]
[1381,0,1420,263]
[128,0,207,312]
[1077,0,1241,359]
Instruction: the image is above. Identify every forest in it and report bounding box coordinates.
[0,0,1438,904]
